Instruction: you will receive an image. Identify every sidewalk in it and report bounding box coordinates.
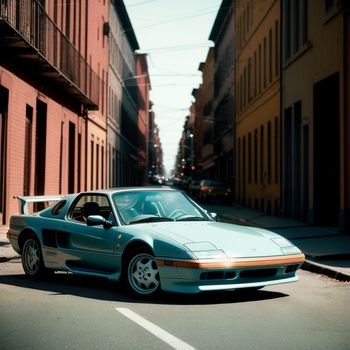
[204,203,350,282]
[0,226,19,262]
[1,204,350,282]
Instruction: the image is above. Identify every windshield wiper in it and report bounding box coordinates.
[129,216,174,225]
[175,216,209,222]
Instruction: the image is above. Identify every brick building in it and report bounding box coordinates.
[0,0,104,224]
[0,0,152,224]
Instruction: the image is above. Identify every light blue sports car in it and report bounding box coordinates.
[7,187,305,296]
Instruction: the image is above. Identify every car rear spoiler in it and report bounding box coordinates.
[18,195,65,214]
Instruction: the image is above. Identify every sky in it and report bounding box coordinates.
[123,0,222,176]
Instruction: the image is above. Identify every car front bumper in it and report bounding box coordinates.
[156,253,305,294]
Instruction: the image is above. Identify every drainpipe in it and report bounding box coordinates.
[84,0,89,191]
[343,6,349,231]
[279,0,284,217]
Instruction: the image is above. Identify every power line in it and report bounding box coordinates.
[154,103,189,110]
[150,73,201,77]
[124,7,230,32]
[151,64,201,77]
[126,0,158,8]
[137,41,213,54]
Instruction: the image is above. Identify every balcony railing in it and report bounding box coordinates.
[0,0,99,109]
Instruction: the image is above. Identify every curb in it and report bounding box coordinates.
[0,255,20,263]
[302,260,350,282]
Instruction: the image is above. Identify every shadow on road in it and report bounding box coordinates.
[0,261,289,306]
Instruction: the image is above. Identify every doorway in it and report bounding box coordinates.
[0,86,9,225]
[313,73,340,225]
[35,99,47,210]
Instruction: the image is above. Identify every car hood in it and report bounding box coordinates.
[128,221,286,258]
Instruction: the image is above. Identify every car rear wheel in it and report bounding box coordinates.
[127,251,160,296]
[22,237,49,278]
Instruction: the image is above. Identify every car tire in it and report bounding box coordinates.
[126,250,161,296]
[22,237,50,278]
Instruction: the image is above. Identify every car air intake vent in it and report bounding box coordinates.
[240,268,277,278]
[285,264,299,273]
[200,271,236,280]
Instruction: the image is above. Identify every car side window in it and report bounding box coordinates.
[68,195,115,224]
[51,200,67,215]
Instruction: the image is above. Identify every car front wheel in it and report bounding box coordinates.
[22,237,49,278]
[127,252,160,296]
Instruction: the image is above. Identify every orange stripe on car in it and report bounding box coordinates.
[156,254,305,269]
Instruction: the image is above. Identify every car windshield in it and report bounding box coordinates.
[112,190,210,225]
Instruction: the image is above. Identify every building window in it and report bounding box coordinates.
[248,132,252,184]
[246,5,249,34]
[248,57,252,100]
[96,143,100,189]
[267,121,272,184]
[244,67,247,107]
[263,37,267,89]
[254,51,257,97]
[258,44,262,93]
[284,0,292,60]
[275,20,279,77]
[254,128,258,184]
[243,135,246,200]
[24,105,33,196]
[293,0,300,53]
[260,125,264,185]
[325,0,335,12]
[238,138,241,200]
[240,74,243,112]
[91,140,94,190]
[237,18,241,51]
[102,69,105,115]
[68,122,76,194]
[275,117,279,184]
[242,10,246,43]
[302,0,308,44]
[78,133,81,191]
[101,145,104,189]
[284,0,308,62]
[59,122,63,194]
[269,29,273,83]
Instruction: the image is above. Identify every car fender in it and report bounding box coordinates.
[121,234,193,260]
[17,225,42,253]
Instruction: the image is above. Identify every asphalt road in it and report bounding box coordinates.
[0,259,349,350]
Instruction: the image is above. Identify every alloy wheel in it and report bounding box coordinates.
[127,253,160,295]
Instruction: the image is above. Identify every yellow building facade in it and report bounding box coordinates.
[235,0,281,214]
[281,0,348,228]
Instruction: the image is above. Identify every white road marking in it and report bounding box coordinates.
[115,307,197,350]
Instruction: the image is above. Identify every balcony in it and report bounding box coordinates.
[0,0,99,110]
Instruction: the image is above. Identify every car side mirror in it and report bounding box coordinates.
[87,215,113,228]
[210,212,218,221]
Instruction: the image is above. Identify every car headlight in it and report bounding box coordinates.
[192,250,227,259]
[184,242,227,259]
[271,237,301,255]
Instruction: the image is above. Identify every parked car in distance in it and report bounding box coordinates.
[188,179,200,199]
[7,187,304,297]
[199,180,232,204]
